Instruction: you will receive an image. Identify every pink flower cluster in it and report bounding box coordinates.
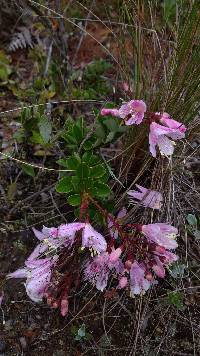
[101,102,186,157]
[7,217,179,313]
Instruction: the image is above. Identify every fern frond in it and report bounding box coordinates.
[8,27,34,52]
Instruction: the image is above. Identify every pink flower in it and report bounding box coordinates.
[84,252,123,291]
[7,257,57,302]
[128,185,163,210]
[108,207,127,239]
[101,99,146,126]
[109,247,122,263]
[149,123,175,157]
[119,100,146,125]
[142,223,178,250]
[149,119,186,157]
[100,108,120,117]
[82,223,107,254]
[84,253,110,291]
[130,262,151,295]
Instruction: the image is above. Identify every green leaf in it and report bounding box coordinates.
[167,291,184,310]
[38,115,52,144]
[62,133,78,144]
[56,159,68,168]
[71,176,81,192]
[95,124,106,139]
[22,164,35,177]
[91,182,112,198]
[82,139,94,151]
[67,194,81,206]
[82,152,100,165]
[31,131,44,145]
[90,165,106,178]
[76,163,90,179]
[66,155,81,170]
[186,214,197,227]
[169,263,186,279]
[105,131,115,143]
[104,118,119,132]
[56,177,72,193]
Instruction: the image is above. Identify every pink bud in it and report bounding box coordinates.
[145,272,153,281]
[109,248,122,263]
[61,298,68,317]
[122,82,130,92]
[119,276,128,289]
[152,265,165,278]
[125,260,132,270]
[100,108,120,117]
[155,246,166,254]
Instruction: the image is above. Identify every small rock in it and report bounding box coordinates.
[35,314,42,320]
[19,337,27,350]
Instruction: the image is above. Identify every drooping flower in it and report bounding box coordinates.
[84,253,111,291]
[119,100,147,125]
[142,223,178,250]
[128,185,163,210]
[84,251,123,291]
[58,222,85,247]
[152,256,166,278]
[108,207,127,239]
[101,99,146,126]
[160,113,186,136]
[130,262,151,295]
[151,246,179,278]
[7,257,57,302]
[154,247,179,264]
[149,120,186,157]
[82,223,107,254]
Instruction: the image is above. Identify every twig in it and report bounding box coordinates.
[0,99,104,116]
[49,189,67,222]
[44,39,53,76]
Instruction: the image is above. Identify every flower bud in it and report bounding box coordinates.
[119,276,128,289]
[145,272,153,281]
[125,260,132,270]
[61,298,68,317]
